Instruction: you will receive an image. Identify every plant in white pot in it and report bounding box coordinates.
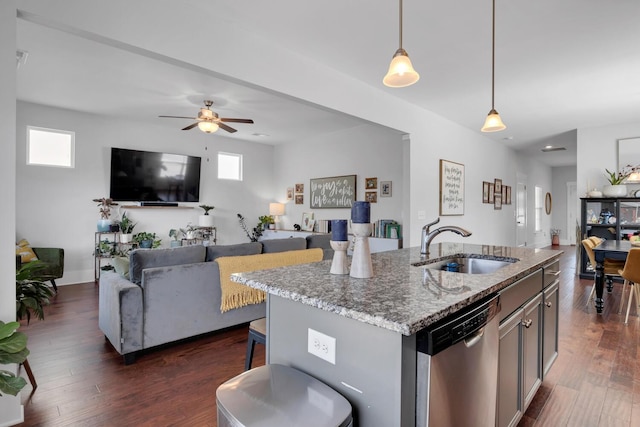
[118,212,137,243]
[603,165,639,197]
[198,205,215,227]
[93,197,118,232]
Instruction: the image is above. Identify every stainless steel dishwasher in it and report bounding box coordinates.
[416,294,501,427]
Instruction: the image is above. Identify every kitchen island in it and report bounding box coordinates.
[232,243,562,426]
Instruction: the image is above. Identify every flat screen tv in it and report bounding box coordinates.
[109,147,201,202]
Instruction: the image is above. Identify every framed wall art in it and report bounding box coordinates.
[301,212,315,231]
[494,178,502,195]
[365,191,377,203]
[488,183,495,204]
[295,194,303,205]
[505,186,512,205]
[365,177,378,190]
[494,193,502,210]
[309,174,356,208]
[295,183,304,194]
[439,159,465,216]
[286,187,293,200]
[380,181,392,197]
[482,181,491,203]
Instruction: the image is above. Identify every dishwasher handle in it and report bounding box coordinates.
[464,326,485,348]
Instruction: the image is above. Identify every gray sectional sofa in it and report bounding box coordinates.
[98,235,332,364]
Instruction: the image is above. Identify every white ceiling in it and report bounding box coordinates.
[15,1,640,167]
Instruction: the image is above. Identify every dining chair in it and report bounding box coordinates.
[619,248,640,324]
[581,239,624,307]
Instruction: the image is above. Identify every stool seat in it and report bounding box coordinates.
[245,317,266,371]
[217,364,353,427]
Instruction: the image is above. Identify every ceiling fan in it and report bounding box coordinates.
[159,100,254,134]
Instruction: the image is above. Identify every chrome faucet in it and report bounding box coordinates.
[421,218,472,256]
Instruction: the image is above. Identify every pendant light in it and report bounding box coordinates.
[383,0,419,88]
[481,0,506,132]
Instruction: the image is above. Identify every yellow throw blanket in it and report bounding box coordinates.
[217,248,324,313]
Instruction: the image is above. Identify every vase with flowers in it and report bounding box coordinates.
[603,165,639,197]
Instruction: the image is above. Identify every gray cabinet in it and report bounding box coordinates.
[498,308,524,427]
[542,281,559,377]
[522,294,542,409]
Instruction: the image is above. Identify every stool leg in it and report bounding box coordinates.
[625,281,636,324]
[588,283,596,307]
[245,335,256,371]
[619,280,629,314]
[22,359,37,390]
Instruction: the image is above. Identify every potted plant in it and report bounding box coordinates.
[93,197,118,232]
[118,212,137,243]
[181,223,199,240]
[0,321,28,396]
[259,215,275,231]
[134,232,161,249]
[169,229,182,248]
[237,213,263,242]
[96,239,115,256]
[603,165,639,197]
[198,204,215,227]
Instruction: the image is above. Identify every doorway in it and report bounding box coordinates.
[516,177,527,247]
[566,182,577,245]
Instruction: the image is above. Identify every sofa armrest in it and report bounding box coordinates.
[98,271,143,357]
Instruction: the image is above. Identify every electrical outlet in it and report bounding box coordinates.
[307,328,336,364]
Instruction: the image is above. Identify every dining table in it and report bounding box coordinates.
[591,240,633,313]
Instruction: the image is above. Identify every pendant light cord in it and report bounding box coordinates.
[491,0,496,110]
[399,0,404,49]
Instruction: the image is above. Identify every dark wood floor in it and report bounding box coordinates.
[14,245,640,426]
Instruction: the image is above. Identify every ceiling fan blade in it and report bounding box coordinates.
[220,118,254,124]
[218,122,238,133]
[182,123,199,131]
[159,115,197,119]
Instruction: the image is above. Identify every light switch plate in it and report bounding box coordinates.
[307,328,336,364]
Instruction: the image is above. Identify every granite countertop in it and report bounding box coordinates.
[231,243,562,336]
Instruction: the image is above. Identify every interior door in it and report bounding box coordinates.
[516,180,527,247]
[566,182,577,245]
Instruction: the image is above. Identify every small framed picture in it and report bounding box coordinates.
[380,181,392,197]
[365,191,377,203]
[301,212,315,231]
[505,186,512,205]
[295,183,304,194]
[295,194,304,205]
[488,183,495,203]
[494,194,502,210]
[494,178,502,194]
[286,187,294,200]
[365,177,378,190]
[482,181,491,203]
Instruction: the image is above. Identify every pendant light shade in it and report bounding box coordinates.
[383,0,419,88]
[198,121,219,133]
[481,0,506,132]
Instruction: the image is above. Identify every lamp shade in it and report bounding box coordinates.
[383,49,420,88]
[269,203,285,216]
[481,109,506,132]
[198,121,219,133]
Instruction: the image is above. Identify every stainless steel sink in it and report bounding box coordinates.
[413,256,519,274]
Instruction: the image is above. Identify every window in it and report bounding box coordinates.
[27,126,75,168]
[534,186,543,232]
[218,152,242,180]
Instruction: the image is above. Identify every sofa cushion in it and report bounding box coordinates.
[261,238,306,254]
[16,239,38,263]
[305,234,334,260]
[129,245,206,285]
[205,242,263,262]
[113,256,130,279]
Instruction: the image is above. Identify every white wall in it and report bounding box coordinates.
[577,121,640,231]
[1,2,23,425]
[16,101,275,284]
[273,124,405,231]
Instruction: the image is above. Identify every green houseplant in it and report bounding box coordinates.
[258,215,275,231]
[169,229,182,247]
[237,213,263,242]
[16,261,55,324]
[118,212,137,243]
[93,197,119,232]
[0,321,29,396]
[198,204,215,227]
[134,232,161,249]
[603,164,639,197]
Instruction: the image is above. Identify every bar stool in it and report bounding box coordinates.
[244,317,266,371]
[619,248,640,324]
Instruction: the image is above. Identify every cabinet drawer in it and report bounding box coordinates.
[499,269,542,322]
[543,260,560,288]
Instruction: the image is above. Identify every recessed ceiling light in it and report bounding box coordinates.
[541,146,566,152]
[252,133,270,137]
[502,136,513,141]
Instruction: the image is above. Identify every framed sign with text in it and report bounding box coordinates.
[439,159,465,215]
[310,175,357,209]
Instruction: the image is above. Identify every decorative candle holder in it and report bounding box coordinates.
[350,222,373,278]
[330,240,350,275]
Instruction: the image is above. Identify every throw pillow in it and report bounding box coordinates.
[112,256,130,279]
[16,239,38,263]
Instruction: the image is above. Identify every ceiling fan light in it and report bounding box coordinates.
[198,121,219,133]
[481,109,506,132]
[383,49,420,87]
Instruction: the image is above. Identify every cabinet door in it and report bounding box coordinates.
[522,294,542,409]
[543,281,559,377]
[498,309,523,427]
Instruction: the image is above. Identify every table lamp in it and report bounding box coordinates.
[269,203,286,230]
